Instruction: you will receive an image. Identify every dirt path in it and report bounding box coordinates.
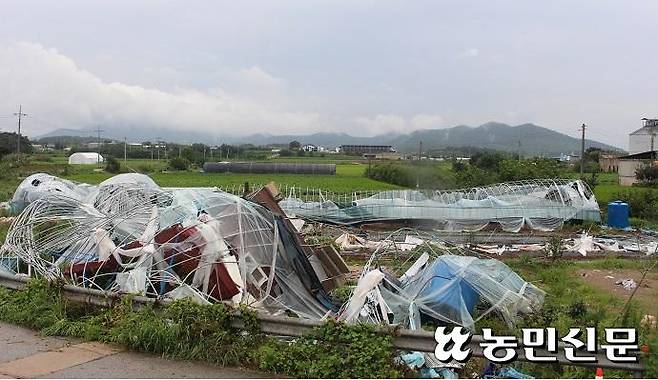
[577,268,658,317]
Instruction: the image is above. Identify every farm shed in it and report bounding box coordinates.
[617,150,657,186]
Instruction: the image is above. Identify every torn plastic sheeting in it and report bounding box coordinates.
[472,244,508,256]
[616,278,637,290]
[342,269,385,323]
[399,252,430,284]
[419,259,480,315]
[345,254,545,330]
[335,233,424,252]
[280,179,601,232]
[10,173,94,213]
[568,233,595,256]
[0,174,342,320]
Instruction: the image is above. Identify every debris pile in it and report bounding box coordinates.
[338,241,545,329]
[1,173,349,319]
[281,179,601,231]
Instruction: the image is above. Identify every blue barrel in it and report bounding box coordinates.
[608,200,630,229]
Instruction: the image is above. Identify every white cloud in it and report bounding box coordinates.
[0,42,320,137]
[457,48,479,58]
[354,113,444,135]
[410,114,444,129]
[237,66,285,90]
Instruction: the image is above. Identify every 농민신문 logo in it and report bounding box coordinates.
[434,326,639,364]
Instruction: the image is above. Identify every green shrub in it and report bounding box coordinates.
[169,157,190,171]
[365,162,455,189]
[613,188,658,220]
[636,164,658,186]
[104,157,121,173]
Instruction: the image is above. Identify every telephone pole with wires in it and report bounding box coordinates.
[94,126,105,164]
[14,105,27,160]
[580,123,586,178]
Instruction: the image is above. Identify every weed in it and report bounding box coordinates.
[0,279,404,378]
[544,234,564,261]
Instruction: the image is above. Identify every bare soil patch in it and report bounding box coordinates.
[577,268,658,316]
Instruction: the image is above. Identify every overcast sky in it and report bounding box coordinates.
[1,0,657,147]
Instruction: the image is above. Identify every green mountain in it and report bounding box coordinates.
[36,122,623,156]
[388,122,621,156]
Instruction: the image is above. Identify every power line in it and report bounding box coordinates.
[13,105,27,159]
[94,126,105,164]
[580,123,586,177]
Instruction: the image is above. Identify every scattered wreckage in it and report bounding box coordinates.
[5,173,658,377]
[1,173,349,319]
[280,179,601,232]
[0,173,545,332]
[334,230,658,257]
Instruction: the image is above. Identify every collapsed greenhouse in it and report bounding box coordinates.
[280,179,601,231]
[0,173,545,331]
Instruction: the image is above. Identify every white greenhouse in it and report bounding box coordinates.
[68,152,104,165]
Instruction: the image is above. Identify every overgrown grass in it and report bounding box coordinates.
[503,257,658,378]
[0,280,405,378]
[64,166,400,193]
[0,155,399,203]
[0,224,8,244]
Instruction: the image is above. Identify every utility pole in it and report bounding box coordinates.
[94,126,105,164]
[580,123,586,178]
[416,140,422,188]
[14,105,27,160]
[123,137,127,166]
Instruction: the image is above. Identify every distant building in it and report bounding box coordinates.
[362,152,401,160]
[629,118,658,154]
[617,150,656,186]
[599,154,619,173]
[302,144,318,152]
[339,145,395,155]
[548,153,578,162]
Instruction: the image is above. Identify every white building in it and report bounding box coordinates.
[629,119,658,154]
[302,144,318,152]
[68,152,104,165]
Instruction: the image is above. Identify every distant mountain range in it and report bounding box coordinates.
[35,122,623,156]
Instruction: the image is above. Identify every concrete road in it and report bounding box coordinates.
[0,322,269,378]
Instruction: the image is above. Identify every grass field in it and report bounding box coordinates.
[0,156,401,202]
[44,160,401,194]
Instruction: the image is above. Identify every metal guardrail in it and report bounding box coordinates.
[0,272,645,376]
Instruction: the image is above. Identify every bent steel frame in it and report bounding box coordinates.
[280,179,601,231]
